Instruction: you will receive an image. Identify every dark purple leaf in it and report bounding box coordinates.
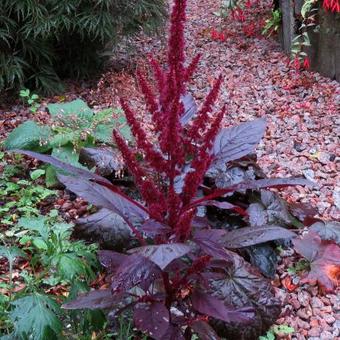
[293,232,340,292]
[247,203,266,227]
[140,220,172,237]
[193,230,232,261]
[76,209,132,250]
[98,250,127,271]
[206,253,281,339]
[180,93,197,125]
[128,243,192,270]
[191,290,254,323]
[162,325,185,340]
[62,289,116,310]
[134,302,170,339]
[111,254,161,292]
[212,119,266,166]
[15,149,111,184]
[58,175,148,224]
[79,147,125,176]
[192,216,210,229]
[288,202,319,226]
[190,177,314,208]
[191,320,220,340]
[246,244,278,278]
[260,190,292,225]
[309,221,340,244]
[199,200,248,216]
[224,225,295,249]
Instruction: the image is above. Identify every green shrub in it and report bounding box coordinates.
[0,0,166,94]
[4,99,131,187]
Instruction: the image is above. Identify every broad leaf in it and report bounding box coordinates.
[98,250,127,271]
[140,220,172,237]
[58,175,148,225]
[47,99,93,121]
[75,209,133,250]
[79,147,125,176]
[206,253,281,339]
[4,121,51,152]
[293,232,340,292]
[163,325,185,340]
[191,320,220,340]
[224,225,295,249]
[310,221,340,244]
[16,150,110,184]
[190,177,313,207]
[247,203,266,227]
[134,302,170,339]
[246,244,278,278]
[180,93,197,125]
[191,290,254,323]
[193,230,232,261]
[212,119,266,167]
[129,243,192,270]
[198,200,248,216]
[8,294,62,340]
[288,202,319,226]
[111,254,161,292]
[62,289,116,310]
[0,246,26,266]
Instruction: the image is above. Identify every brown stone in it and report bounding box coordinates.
[308,327,321,337]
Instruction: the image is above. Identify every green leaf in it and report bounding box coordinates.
[0,246,26,265]
[47,99,93,121]
[32,238,48,250]
[19,89,30,97]
[53,254,89,281]
[4,121,52,152]
[49,131,79,148]
[8,294,62,340]
[30,169,46,180]
[18,216,49,239]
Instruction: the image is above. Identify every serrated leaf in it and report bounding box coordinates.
[9,294,62,340]
[310,221,340,244]
[293,232,340,292]
[30,169,45,180]
[0,246,26,265]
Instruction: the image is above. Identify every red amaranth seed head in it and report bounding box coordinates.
[114,0,225,236]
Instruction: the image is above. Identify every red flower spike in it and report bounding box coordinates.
[185,54,201,82]
[303,57,310,70]
[119,99,169,175]
[187,75,223,141]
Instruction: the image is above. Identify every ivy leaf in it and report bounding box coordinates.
[309,221,340,244]
[128,243,192,270]
[207,253,281,339]
[8,294,62,340]
[293,232,340,292]
[133,302,170,339]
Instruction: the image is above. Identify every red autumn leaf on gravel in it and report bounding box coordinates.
[292,232,340,292]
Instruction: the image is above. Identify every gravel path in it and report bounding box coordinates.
[1,1,339,338]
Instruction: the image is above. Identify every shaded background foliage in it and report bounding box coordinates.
[0,0,167,94]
